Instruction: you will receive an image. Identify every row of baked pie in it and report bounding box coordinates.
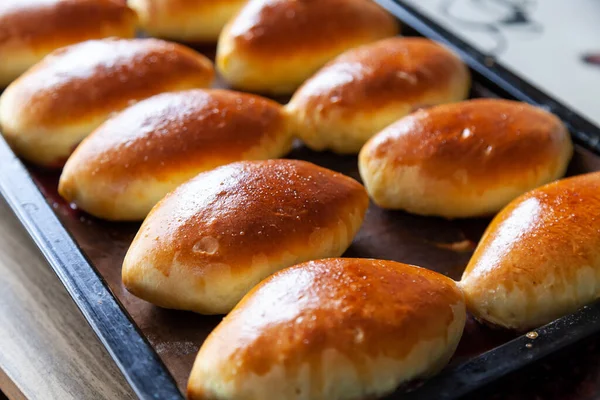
[0,0,398,90]
[0,0,241,87]
[0,33,572,221]
[2,1,599,400]
[125,157,600,400]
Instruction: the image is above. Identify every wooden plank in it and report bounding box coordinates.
[0,197,135,400]
[0,367,25,400]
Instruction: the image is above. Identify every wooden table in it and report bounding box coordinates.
[0,197,135,400]
[1,192,600,400]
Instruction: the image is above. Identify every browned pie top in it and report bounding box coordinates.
[6,38,214,127]
[463,171,600,293]
[226,0,399,56]
[137,160,368,277]
[0,0,136,51]
[68,89,289,182]
[199,258,463,378]
[290,37,469,113]
[363,99,570,185]
[142,0,245,20]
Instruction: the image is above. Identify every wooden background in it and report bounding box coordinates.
[0,197,135,400]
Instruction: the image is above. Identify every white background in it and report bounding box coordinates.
[401,0,600,126]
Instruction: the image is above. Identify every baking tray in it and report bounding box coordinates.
[2,2,600,399]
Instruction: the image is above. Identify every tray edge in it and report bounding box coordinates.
[0,137,183,400]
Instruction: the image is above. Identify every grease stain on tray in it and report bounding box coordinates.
[155,340,199,356]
